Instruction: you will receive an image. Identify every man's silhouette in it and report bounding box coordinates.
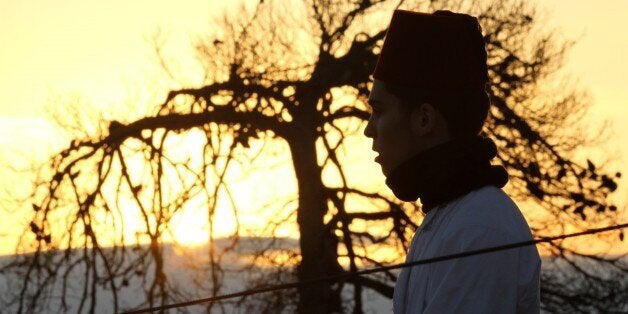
[364,10,541,313]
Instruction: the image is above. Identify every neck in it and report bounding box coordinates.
[385,136,509,212]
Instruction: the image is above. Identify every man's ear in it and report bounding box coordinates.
[410,103,437,136]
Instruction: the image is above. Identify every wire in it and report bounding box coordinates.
[119,222,628,314]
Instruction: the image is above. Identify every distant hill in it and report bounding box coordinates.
[3,238,625,313]
[0,237,392,313]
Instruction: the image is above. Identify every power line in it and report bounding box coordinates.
[119,222,628,314]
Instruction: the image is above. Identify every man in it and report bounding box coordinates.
[364,10,541,313]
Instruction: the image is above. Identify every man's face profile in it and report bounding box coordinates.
[364,80,419,177]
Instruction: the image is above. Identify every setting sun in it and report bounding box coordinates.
[169,208,210,246]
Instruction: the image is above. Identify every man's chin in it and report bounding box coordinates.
[380,165,390,177]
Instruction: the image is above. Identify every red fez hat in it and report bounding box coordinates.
[372,10,488,93]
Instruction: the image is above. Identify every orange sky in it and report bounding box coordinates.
[1,0,627,255]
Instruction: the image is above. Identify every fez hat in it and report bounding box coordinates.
[372,10,488,94]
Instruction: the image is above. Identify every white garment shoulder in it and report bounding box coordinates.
[436,185,534,241]
[392,186,541,314]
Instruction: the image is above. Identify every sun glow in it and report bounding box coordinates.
[166,203,243,247]
[169,210,210,247]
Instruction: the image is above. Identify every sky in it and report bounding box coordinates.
[0,0,627,254]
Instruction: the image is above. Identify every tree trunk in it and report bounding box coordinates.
[288,131,342,314]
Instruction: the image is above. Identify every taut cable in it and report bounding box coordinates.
[120,222,628,314]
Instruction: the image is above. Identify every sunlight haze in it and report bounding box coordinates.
[1,0,627,256]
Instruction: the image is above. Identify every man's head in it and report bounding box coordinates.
[364,10,490,176]
[365,79,451,176]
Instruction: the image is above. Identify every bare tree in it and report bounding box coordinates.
[2,0,626,313]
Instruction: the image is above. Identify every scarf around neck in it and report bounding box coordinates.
[385,136,509,213]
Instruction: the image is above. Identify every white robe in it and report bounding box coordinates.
[393,186,541,314]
